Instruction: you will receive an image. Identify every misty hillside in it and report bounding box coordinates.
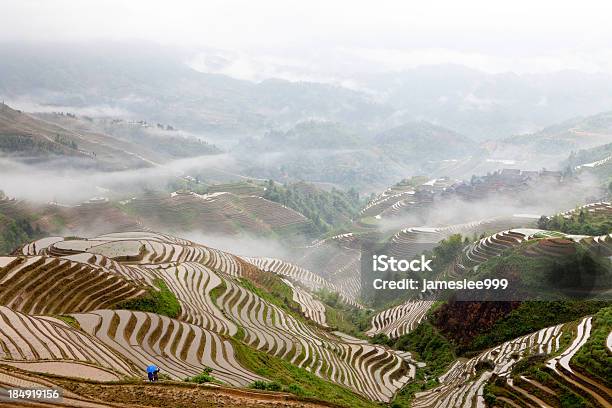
[0,44,388,134]
[565,142,612,167]
[234,120,479,190]
[374,121,478,161]
[5,45,612,141]
[474,110,612,173]
[241,121,366,151]
[0,102,86,158]
[563,110,612,134]
[564,112,612,168]
[0,102,224,171]
[560,139,612,183]
[0,102,165,170]
[363,65,612,139]
[36,112,221,159]
[507,111,612,151]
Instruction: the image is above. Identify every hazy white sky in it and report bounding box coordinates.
[3,0,612,80]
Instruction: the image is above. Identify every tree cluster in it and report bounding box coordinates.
[538,210,612,235]
[263,180,361,233]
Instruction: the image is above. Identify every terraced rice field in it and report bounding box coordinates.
[71,309,262,386]
[463,228,612,267]
[412,323,566,408]
[413,315,612,408]
[0,365,336,408]
[0,306,138,381]
[124,191,309,236]
[385,216,538,262]
[282,279,328,326]
[145,235,412,400]
[537,317,610,408]
[379,197,418,218]
[306,232,361,250]
[542,317,611,407]
[579,233,612,256]
[4,233,267,387]
[12,199,145,236]
[6,231,416,402]
[575,155,612,170]
[366,301,433,339]
[557,201,612,218]
[387,227,444,260]
[240,195,309,229]
[244,257,335,290]
[522,237,577,258]
[0,256,146,315]
[547,317,591,375]
[0,367,115,407]
[243,257,362,308]
[360,191,415,218]
[296,235,363,305]
[213,271,414,401]
[359,178,451,219]
[369,222,611,342]
[27,232,246,278]
[205,181,266,196]
[149,262,238,335]
[463,229,540,265]
[57,201,144,234]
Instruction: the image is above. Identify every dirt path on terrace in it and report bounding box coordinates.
[55,381,336,408]
[519,376,556,396]
[496,396,523,408]
[509,383,553,408]
[554,369,611,408]
[1,365,339,408]
[571,368,612,399]
[3,361,122,382]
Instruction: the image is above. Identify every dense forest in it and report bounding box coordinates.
[263,180,362,233]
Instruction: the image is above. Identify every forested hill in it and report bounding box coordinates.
[0,191,43,255]
[263,181,362,233]
[241,121,365,151]
[0,103,85,157]
[374,121,479,161]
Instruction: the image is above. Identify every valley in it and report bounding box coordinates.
[1,146,610,406]
[1,29,612,408]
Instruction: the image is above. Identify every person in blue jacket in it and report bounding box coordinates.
[146,365,158,382]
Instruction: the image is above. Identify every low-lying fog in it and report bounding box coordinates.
[0,154,237,204]
[180,231,293,259]
[379,173,602,232]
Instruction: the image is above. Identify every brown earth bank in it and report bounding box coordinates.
[57,382,337,408]
[433,300,520,347]
[1,366,337,408]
